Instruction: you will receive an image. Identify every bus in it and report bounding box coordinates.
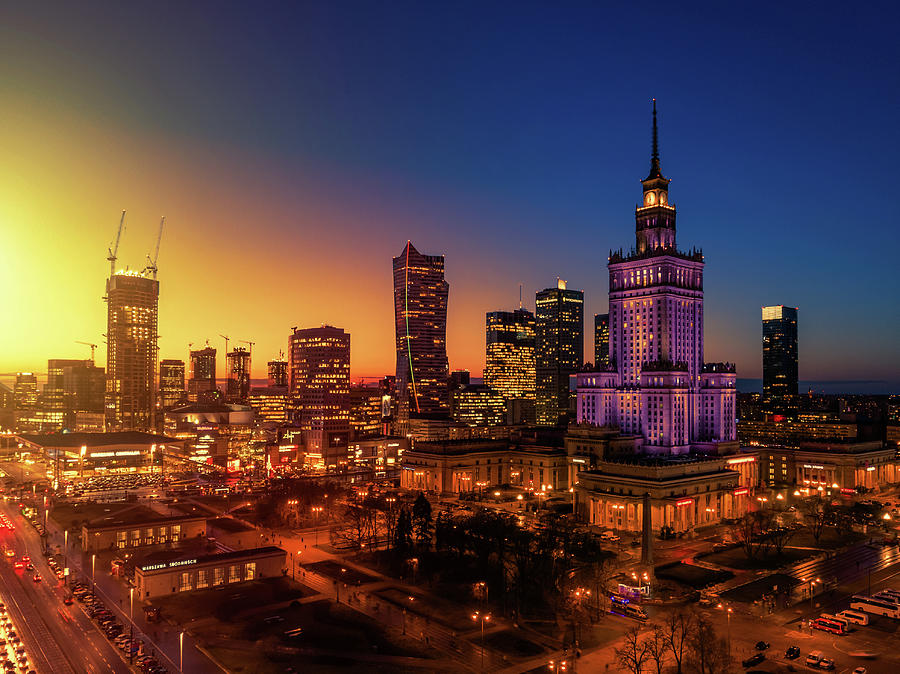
[819,613,853,631]
[610,595,648,621]
[873,592,900,605]
[810,617,846,635]
[836,610,869,626]
[850,595,900,618]
[879,588,900,600]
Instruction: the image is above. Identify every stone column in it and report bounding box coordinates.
[641,492,653,565]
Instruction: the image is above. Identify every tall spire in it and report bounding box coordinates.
[647,98,662,180]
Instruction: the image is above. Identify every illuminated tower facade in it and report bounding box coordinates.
[267,357,289,387]
[225,348,252,403]
[105,273,159,430]
[484,309,537,424]
[576,102,735,452]
[289,326,351,464]
[188,347,217,402]
[594,313,610,368]
[159,359,186,409]
[535,280,584,426]
[762,305,798,415]
[392,241,450,432]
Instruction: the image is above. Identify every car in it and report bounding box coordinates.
[12,562,23,570]
[818,657,835,670]
[853,668,867,674]
[24,565,33,572]
[3,551,13,558]
[755,641,770,651]
[742,653,765,667]
[31,574,40,583]
[20,557,29,564]
[600,531,621,542]
[786,645,800,659]
[62,596,73,605]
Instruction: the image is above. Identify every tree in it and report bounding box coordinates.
[731,510,772,560]
[615,626,650,674]
[659,610,693,674]
[766,524,798,558]
[686,613,732,674]
[645,624,669,674]
[800,495,829,544]
[411,492,433,547]
[331,503,376,551]
[394,506,413,553]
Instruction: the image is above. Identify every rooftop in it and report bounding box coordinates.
[83,504,206,530]
[19,431,175,448]
[136,545,284,572]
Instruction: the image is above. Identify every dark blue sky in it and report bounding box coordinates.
[3,2,899,385]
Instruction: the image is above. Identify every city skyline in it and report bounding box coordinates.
[2,4,899,390]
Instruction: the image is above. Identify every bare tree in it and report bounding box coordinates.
[766,524,798,558]
[731,511,772,560]
[800,495,829,544]
[645,624,669,674]
[331,503,376,551]
[659,610,693,674]
[615,626,650,674]
[686,613,732,674]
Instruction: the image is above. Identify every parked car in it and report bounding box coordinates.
[785,645,800,659]
[755,641,770,651]
[742,653,765,667]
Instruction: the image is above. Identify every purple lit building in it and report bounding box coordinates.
[571,104,749,536]
[575,101,735,453]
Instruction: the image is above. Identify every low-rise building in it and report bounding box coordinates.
[135,546,286,598]
[758,440,898,493]
[82,511,207,552]
[401,438,568,493]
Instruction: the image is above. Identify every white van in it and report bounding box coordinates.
[806,650,824,666]
[837,610,869,626]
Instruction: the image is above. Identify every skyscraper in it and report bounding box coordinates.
[289,326,351,464]
[484,309,537,424]
[188,347,217,402]
[535,280,584,426]
[105,273,159,430]
[44,359,105,429]
[594,313,610,368]
[392,241,450,432]
[13,373,38,411]
[267,357,289,387]
[159,359,186,409]
[762,305,799,415]
[576,101,736,451]
[225,348,252,403]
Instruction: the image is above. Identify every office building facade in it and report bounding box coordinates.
[105,273,159,431]
[159,360,186,409]
[44,359,105,430]
[535,281,583,426]
[188,347,217,403]
[762,305,799,415]
[289,326,351,464]
[267,358,288,387]
[225,348,252,403]
[594,313,610,368]
[392,241,450,432]
[484,309,537,424]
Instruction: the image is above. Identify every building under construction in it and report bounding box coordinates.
[104,212,164,431]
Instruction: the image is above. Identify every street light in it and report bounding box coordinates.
[179,631,184,672]
[312,506,323,545]
[63,530,68,588]
[129,587,135,663]
[716,604,733,656]
[91,553,96,592]
[472,610,491,671]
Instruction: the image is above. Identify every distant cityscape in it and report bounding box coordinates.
[2,102,898,674]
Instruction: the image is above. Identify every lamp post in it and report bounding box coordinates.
[63,530,68,588]
[91,553,96,592]
[129,587,135,663]
[717,604,732,656]
[179,631,184,673]
[472,610,491,671]
[312,506,323,546]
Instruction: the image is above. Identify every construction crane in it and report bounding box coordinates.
[144,216,165,279]
[220,335,230,355]
[240,340,255,355]
[75,341,98,363]
[107,210,126,277]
